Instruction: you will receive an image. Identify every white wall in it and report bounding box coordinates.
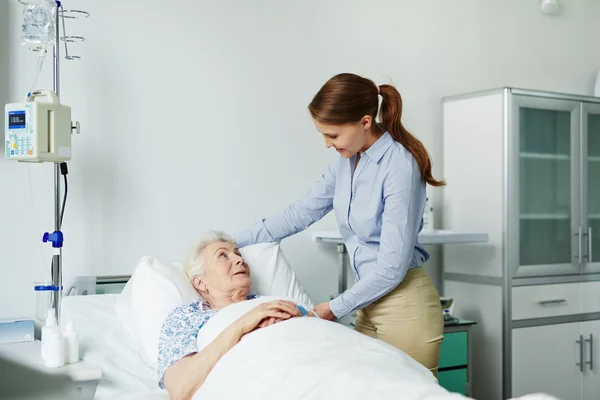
[0,2,8,121]
[2,0,600,320]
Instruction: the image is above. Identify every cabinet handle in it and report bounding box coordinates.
[575,227,583,262]
[537,299,567,305]
[589,227,593,263]
[586,334,594,371]
[579,227,583,263]
[577,335,584,372]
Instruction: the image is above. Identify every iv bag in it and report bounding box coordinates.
[21,0,57,47]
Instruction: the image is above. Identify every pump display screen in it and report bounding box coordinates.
[8,111,26,129]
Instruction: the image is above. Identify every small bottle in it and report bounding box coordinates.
[44,330,65,368]
[63,321,79,364]
[41,308,60,361]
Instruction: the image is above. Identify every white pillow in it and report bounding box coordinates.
[116,256,200,368]
[245,242,313,309]
[116,242,313,370]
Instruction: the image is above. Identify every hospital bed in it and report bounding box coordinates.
[59,247,561,400]
[63,291,461,400]
[60,291,560,400]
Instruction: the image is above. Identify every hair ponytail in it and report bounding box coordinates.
[308,73,445,187]
[378,85,446,187]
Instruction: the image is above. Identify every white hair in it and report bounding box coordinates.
[183,230,237,281]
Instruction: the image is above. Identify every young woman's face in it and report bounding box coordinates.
[312,117,373,158]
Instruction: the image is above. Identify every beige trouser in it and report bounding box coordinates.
[354,267,444,377]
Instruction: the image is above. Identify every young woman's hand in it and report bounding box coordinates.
[314,301,337,321]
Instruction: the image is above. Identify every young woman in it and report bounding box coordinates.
[233,73,446,377]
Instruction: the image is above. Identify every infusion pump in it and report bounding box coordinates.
[5,90,78,163]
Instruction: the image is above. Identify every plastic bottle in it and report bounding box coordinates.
[41,309,65,368]
[41,308,60,361]
[44,330,65,368]
[63,321,79,364]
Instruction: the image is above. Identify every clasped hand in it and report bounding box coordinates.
[236,300,315,333]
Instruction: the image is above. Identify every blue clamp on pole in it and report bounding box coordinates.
[43,231,64,248]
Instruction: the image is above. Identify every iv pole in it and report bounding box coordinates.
[13,0,87,323]
[51,1,62,320]
[43,0,87,321]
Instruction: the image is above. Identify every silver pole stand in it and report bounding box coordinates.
[45,1,88,321]
[51,2,62,321]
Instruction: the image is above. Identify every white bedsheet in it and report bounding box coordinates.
[61,294,562,400]
[60,294,167,400]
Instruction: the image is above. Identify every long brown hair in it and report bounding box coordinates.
[308,73,445,187]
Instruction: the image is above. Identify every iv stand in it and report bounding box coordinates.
[42,0,88,321]
[51,1,62,321]
[17,0,88,323]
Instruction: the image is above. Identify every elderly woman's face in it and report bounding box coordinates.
[199,241,251,295]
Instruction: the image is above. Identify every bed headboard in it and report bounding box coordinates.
[64,275,130,296]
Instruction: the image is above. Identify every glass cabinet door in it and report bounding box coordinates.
[512,95,581,278]
[582,103,600,273]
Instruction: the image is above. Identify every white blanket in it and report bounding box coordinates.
[192,296,467,400]
[61,294,562,400]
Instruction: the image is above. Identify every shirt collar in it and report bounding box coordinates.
[363,131,394,163]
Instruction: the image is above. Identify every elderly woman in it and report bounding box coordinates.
[157,230,313,400]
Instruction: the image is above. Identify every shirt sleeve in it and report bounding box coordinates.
[157,307,200,389]
[233,158,338,248]
[329,158,424,319]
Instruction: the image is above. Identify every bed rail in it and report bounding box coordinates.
[64,275,131,296]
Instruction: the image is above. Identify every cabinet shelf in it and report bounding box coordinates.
[520,152,569,161]
[520,214,569,220]
[520,152,600,162]
[520,214,600,220]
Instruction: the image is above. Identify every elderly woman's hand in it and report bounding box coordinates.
[234,300,302,335]
[258,305,316,327]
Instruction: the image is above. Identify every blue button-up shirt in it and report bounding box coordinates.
[233,132,429,319]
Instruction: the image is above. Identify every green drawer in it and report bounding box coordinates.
[438,368,467,395]
[439,331,467,368]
